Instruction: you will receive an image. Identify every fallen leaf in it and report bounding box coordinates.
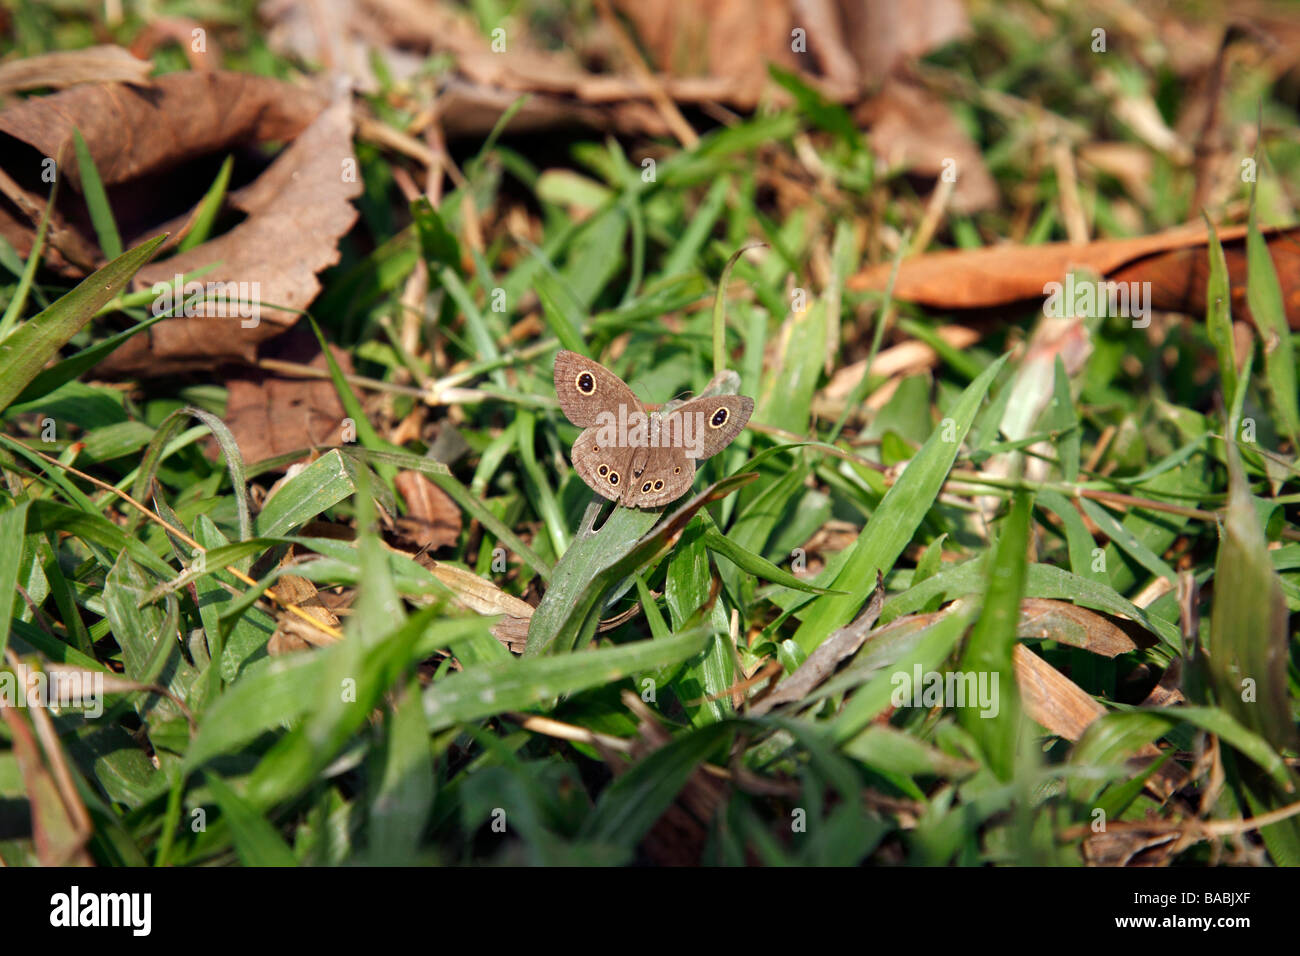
[419,560,534,653]
[394,469,462,552]
[0,70,321,192]
[749,572,883,715]
[222,325,353,465]
[850,223,1300,329]
[0,70,326,273]
[0,45,152,95]
[856,78,998,214]
[613,0,801,106]
[1015,644,1185,800]
[266,572,342,655]
[1081,825,1181,867]
[615,0,968,103]
[94,94,361,373]
[1016,598,1138,658]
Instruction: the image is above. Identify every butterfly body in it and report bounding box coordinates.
[553,350,753,509]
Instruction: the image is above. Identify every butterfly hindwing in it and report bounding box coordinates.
[621,434,695,508]
[571,426,636,503]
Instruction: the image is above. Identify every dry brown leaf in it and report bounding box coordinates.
[850,223,1300,328]
[93,94,360,373]
[267,572,342,655]
[424,561,534,653]
[394,469,462,552]
[0,70,326,274]
[222,327,353,465]
[856,78,998,214]
[0,45,152,94]
[615,0,969,104]
[1014,644,1186,801]
[614,0,801,106]
[1016,598,1138,658]
[749,573,883,715]
[0,70,321,197]
[1081,826,1182,867]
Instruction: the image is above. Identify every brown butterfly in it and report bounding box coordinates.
[553,350,753,508]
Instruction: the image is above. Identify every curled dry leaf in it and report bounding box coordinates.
[0,70,321,195]
[851,223,1300,328]
[393,470,463,553]
[101,95,362,373]
[0,45,152,95]
[1014,644,1186,801]
[0,71,325,273]
[423,561,534,653]
[1080,824,1182,867]
[749,571,884,715]
[267,572,343,656]
[1016,598,1137,658]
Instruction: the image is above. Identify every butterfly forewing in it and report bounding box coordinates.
[674,395,754,460]
[553,350,641,428]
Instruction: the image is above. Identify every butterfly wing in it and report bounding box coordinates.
[621,440,695,508]
[553,350,641,428]
[571,426,636,502]
[673,395,754,460]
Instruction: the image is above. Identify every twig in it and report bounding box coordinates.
[592,0,699,149]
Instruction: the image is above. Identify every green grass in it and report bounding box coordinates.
[0,1,1298,867]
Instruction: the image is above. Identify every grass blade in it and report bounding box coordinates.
[792,353,1009,653]
[957,491,1031,780]
[178,155,233,253]
[1202,214,1238,413]
[1245,185,1300,443]
[72,127,122,259]
[0,179,58,341]
[0,234,166,412]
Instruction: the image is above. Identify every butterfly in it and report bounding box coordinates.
[553,350,753,508]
